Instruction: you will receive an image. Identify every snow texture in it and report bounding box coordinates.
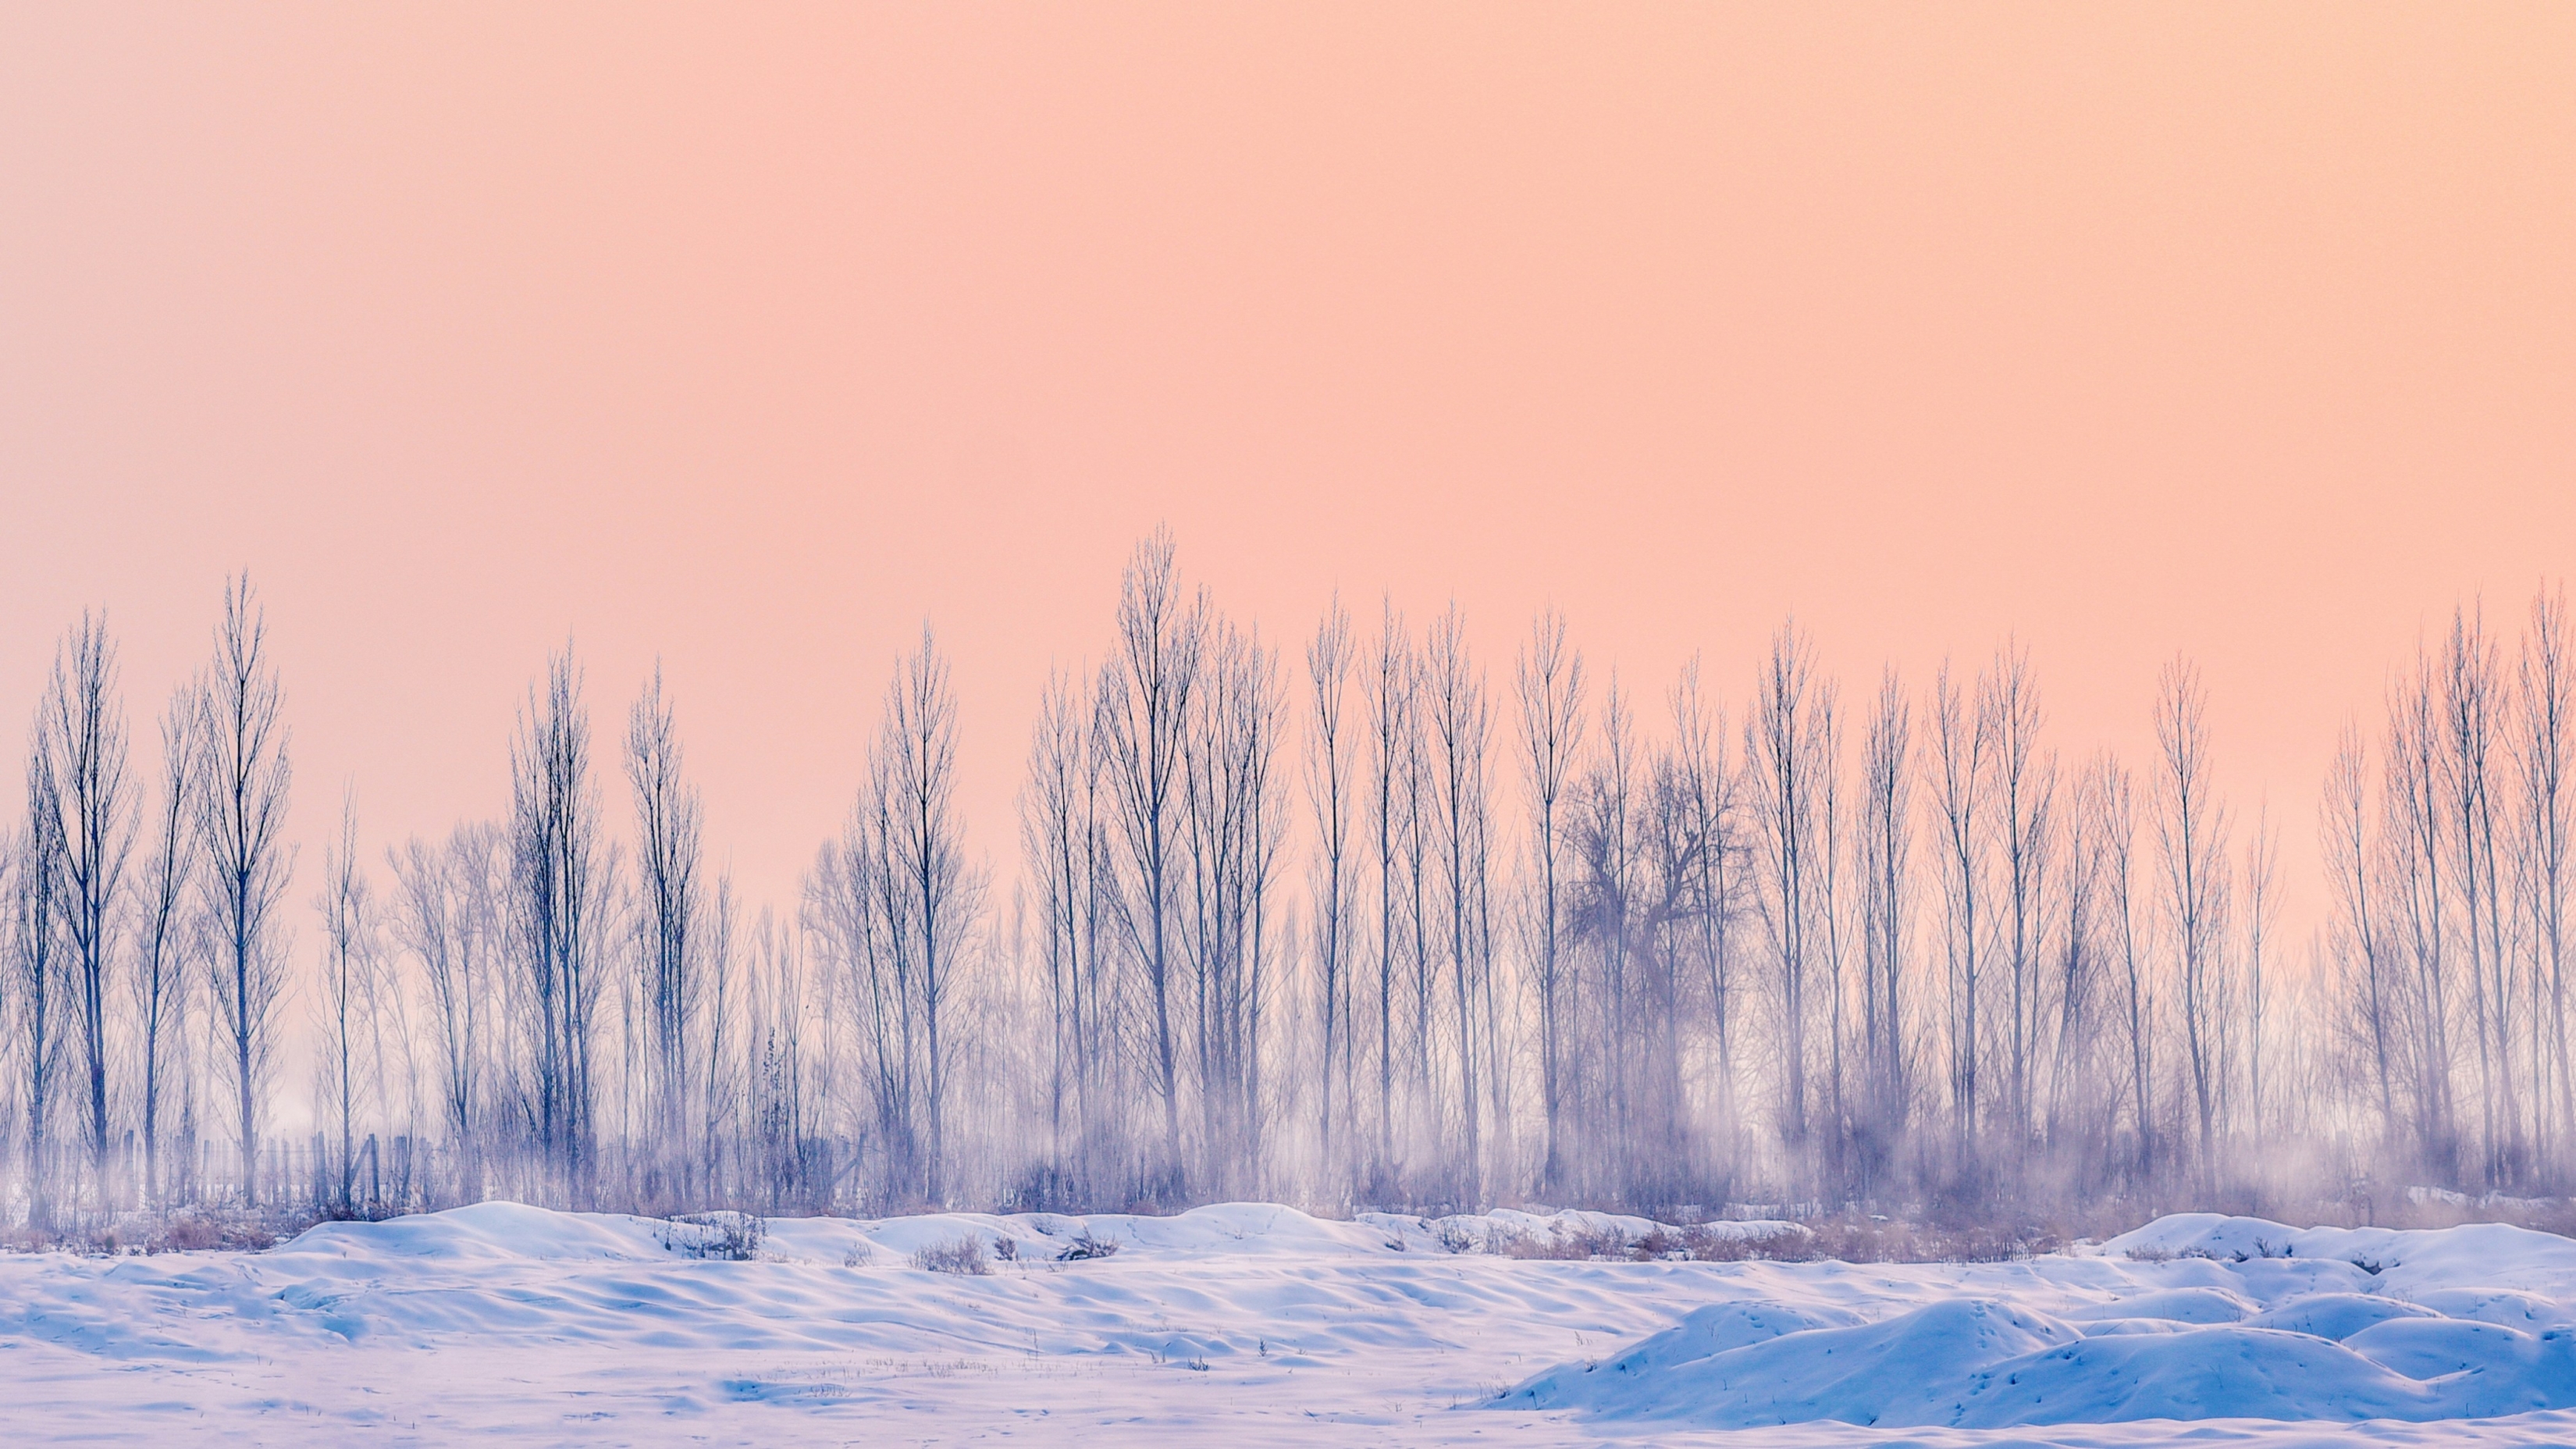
[8,1205,2576,1444]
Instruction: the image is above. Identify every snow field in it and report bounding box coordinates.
[6,1203,2576,1444]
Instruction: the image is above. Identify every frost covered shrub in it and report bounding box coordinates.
[5,1223,151,1256]
[913,1234,991,1275]
[116,1206,297,1255]
[1494,1227,1570,1259]
[1681,1223,1814,1262]
[152,1215,225,1253]
[660,1212,763,1261]
[1804,1218,2048,1264]
[1001,1165,1085,1216]
[1631,1227,1685,1261]
[1491,1223,1635,1260]
[1059,1231,1121,1261]
[1567,1223,1634,1259]
[1436,1215,2076,1266]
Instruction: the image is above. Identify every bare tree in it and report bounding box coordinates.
[1749,625,1835,1170]
[811,788,916,1203]
[2387,655,2464,1180]
[510,646,610,1202]
[1929,660,1992,1165]
[196,575,294,1206]
[11,766,67,1226]
[2242,804,2279,1139]
[1856,669,1914,1186]
[34,613,135,1202]
[701,877,741,1200]
[1630,663,1727,1198]
[1021,667,1114,1198]
[2439,607,2521,1186]
[1670,659,1740,1177]
[2096,759,2154,1182]
[1097,531,1204,1187]
[627,665,706,1195]
[1180,618,1285,1194]
[2323,724,2398,1141]
[1573,676,1641,1188]
[391,823,499,1203]
[2153,657,2232,1187]
[2047,753,2115,1165]
[1422,606,1491,1200]
[1987,643,2055,1162]
[315,792,374,1210]
[1516,607,1587,1191]
[1364,601,1415,1180]
[2514,584,2571,1171]
[888,629,983,1204]
[1400,664,1436,1159]
[135,686,198,1209]
[746,910,814,1209]
[1305,598,1358,1186]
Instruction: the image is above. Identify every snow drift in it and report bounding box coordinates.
[1496,1212,2576,1430]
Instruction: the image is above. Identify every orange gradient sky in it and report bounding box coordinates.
[4,4,2572,935]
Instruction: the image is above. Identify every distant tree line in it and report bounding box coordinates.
[3,543,2569,1226]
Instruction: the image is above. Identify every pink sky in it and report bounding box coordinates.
[3,4,2571,931]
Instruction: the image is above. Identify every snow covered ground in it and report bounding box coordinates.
[9,1204,2576,1445]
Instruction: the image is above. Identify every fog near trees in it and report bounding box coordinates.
[4,544,2571,1229]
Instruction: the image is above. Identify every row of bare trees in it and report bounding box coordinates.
[1003,539,2501,1214]
[2323,593,2574,1196]
[5,579,289,1226]
[5,550,2571,1229]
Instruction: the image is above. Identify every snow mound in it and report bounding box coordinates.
[1496,1212,2576,1429]
[1948,1326,2448,1426]
[278,1199,665,1263]
[2060,1285,2255,1324]
[1500,1298,2078,1426]
[2105,1213,2576,1298]
[2247,1292,2442,1340]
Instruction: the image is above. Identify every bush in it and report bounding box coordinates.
[153,1209,289,1254]
[912,1234,990,1275]
[659,1212,763,1262]
[1681,1223,1815,1262]
[1790,1217,2048,1264]
[1058,1230,1121,1261]
[1567,1223,1633,1259]
[1489,1222,1635,1260]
